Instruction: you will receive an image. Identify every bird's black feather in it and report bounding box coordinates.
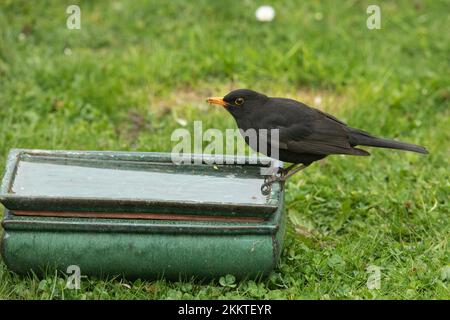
[218,89,428,164]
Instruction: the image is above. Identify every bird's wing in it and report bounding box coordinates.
[260,99,369,156]
[283,119,368,155]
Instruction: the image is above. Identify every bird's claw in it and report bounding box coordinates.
[261,175,285,196]
[261,182,271,196]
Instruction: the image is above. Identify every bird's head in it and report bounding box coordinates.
[207,89,268,117]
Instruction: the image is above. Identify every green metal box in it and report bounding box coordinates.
[0,149,285,279]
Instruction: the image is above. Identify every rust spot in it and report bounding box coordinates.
[12,210,265,223]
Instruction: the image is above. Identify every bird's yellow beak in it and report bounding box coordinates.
[207,97,228,107]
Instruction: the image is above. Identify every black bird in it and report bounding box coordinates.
[207,89,428,192]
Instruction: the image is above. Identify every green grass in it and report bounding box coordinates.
[0,0,449,299]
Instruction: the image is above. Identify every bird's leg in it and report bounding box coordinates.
[277,163,298,176]
[261,170,282,195]
[280,163,309,181]
[261,163,309,195]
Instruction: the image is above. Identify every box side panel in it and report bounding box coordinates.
[0,149,21,196]
[1,230,275,280]
[1,199,277,218]
[272,194,286,264]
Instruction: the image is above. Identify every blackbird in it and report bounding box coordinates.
[207,89,428,192]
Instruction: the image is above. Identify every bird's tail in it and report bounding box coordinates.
[349,129,428,154]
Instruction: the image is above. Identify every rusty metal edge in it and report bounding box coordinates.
[2,206,283,235]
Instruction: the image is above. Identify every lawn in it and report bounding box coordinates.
[0,0,448,299]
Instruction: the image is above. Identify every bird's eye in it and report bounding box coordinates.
[235,97,244,105]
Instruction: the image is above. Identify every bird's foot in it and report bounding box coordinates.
[261,174,286,196]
